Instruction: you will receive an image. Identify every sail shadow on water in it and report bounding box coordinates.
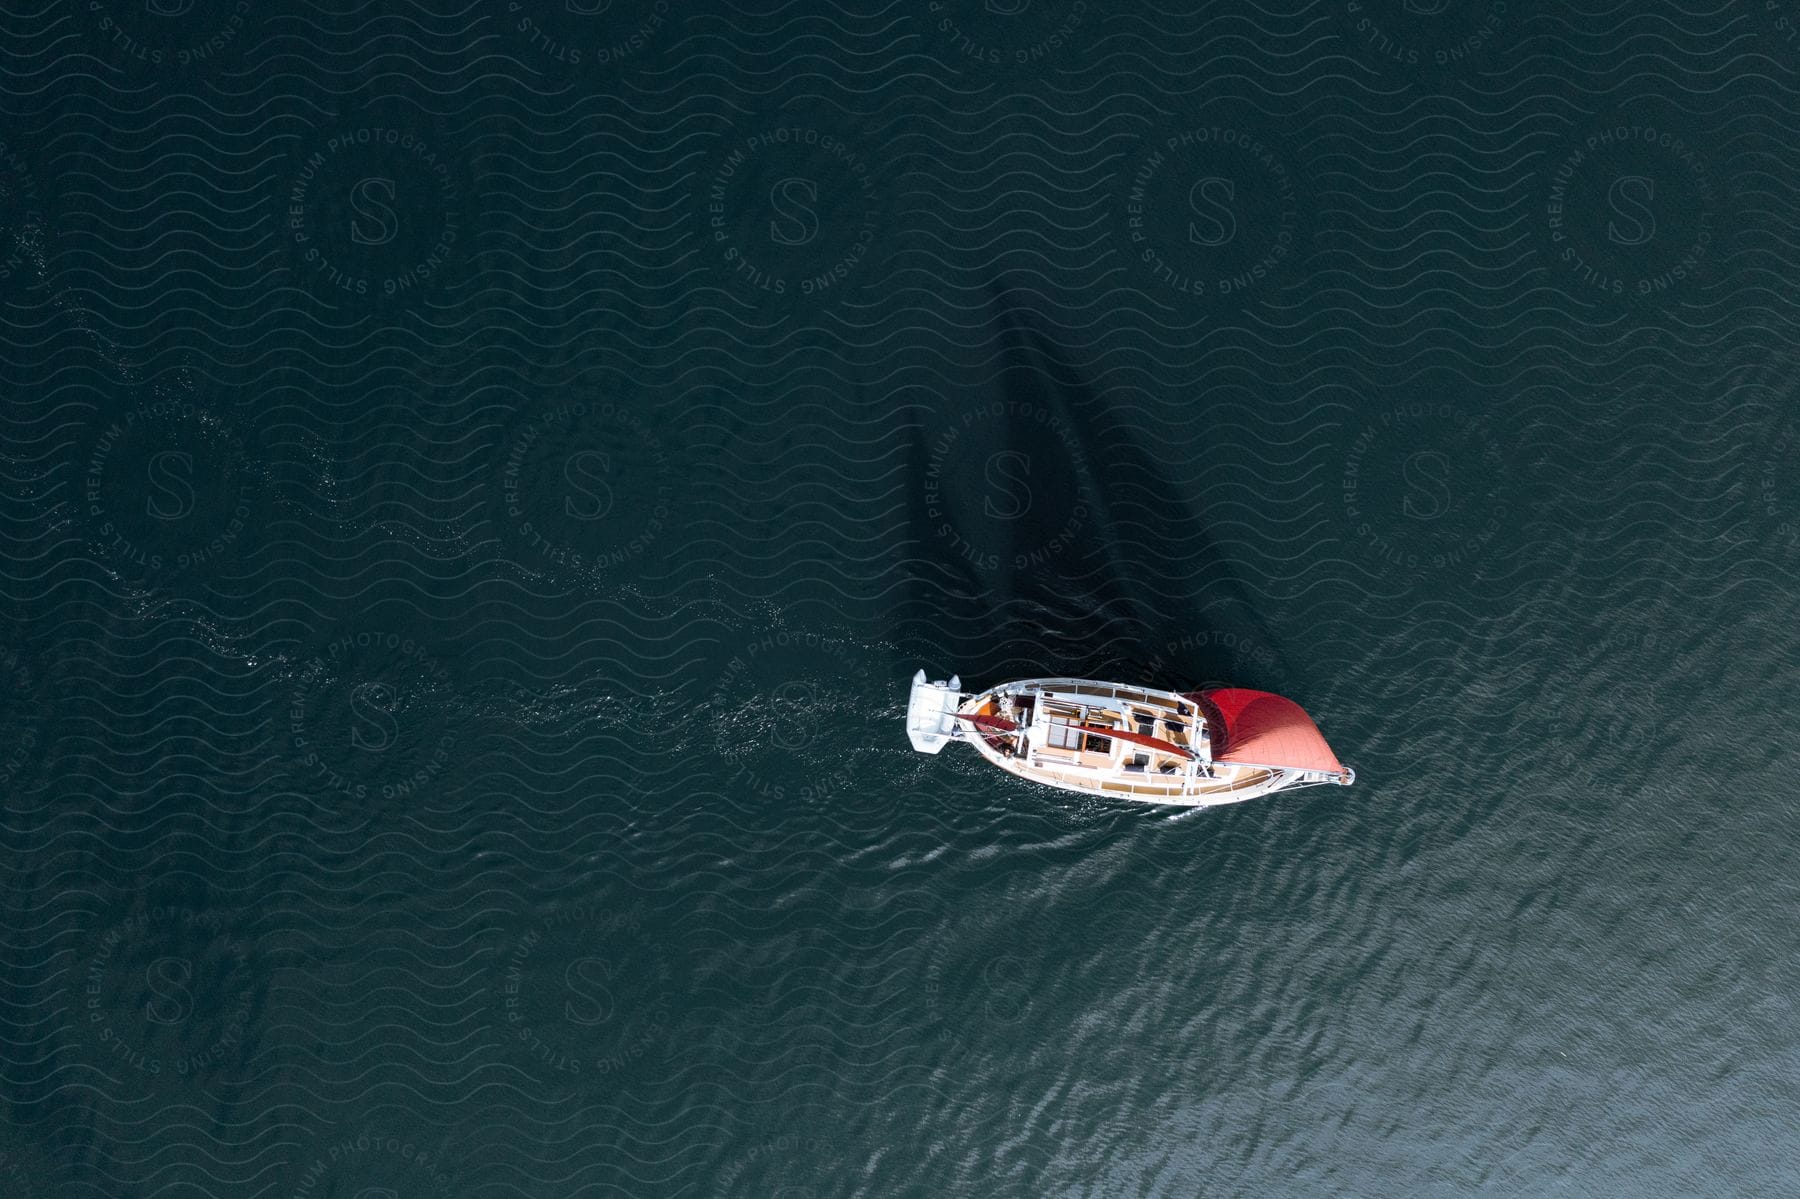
[896,281,1281,690]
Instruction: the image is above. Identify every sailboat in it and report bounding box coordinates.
[906,671,1353,806]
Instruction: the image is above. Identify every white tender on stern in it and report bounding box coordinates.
[905,670,964,753]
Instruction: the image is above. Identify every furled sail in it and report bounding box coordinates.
[955,712,1019,733]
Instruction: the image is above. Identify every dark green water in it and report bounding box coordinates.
[5,2,1800,1195]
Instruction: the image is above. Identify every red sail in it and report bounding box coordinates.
[956,713,1018,732]
[1075,724,1195,760]
[1188,688,1346,775]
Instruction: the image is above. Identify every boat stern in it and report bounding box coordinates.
[906,669,965,753]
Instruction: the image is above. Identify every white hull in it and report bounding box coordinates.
[906,671,1353,808]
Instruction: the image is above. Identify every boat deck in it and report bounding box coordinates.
[962,678,1286,804]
